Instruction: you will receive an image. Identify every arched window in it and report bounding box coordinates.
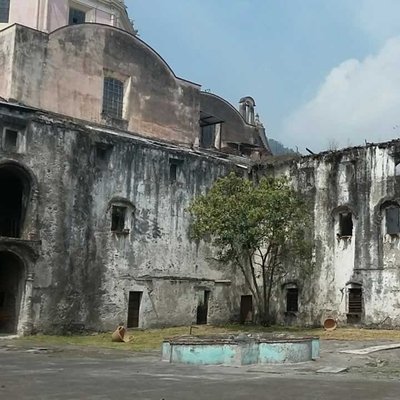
[0,0,10,23]
[239,97,256,125]
[395,162,400,176]
[380,201,400,235]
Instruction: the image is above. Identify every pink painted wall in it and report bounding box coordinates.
[0,0,39,31]
[0,0,133,33]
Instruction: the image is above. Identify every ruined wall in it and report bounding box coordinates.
[0,105,246,333]
[269,144,400,328]
[1,24,200,146]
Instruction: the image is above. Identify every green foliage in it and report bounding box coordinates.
[188,172,312,324]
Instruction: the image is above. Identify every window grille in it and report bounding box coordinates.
[348,288,362,314]
[102,78,124,119]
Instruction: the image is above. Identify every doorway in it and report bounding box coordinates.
[240,295,253,324]
[196,290,210,325]
[0,252,24,334]
[127,291,142,328]
[347,287,362,323]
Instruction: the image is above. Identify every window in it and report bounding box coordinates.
[169,158,183,183]
[286,288,299,312]
[386,207,400,235]
[0,0,10,23]
[102,78,124,119]
[111,206,126,232]
[200,124,216,148]
[3,129,18,151]
[69,8,86,25]
[95,143,113,165]
[339,212,353,236]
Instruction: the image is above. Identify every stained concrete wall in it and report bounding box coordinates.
[0,104,247,333]
[268,143,400,328]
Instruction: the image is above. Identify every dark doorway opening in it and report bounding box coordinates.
[347,287,362,323]
[196,290,210,325]
[240,295,253,324]
[127,291,142,328]
[0,252,24,334]
[286,288,299,312]
[0,165,30,238]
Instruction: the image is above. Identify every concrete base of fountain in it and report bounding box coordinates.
[162,334,320,366]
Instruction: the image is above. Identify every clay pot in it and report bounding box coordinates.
[111,326,126,342]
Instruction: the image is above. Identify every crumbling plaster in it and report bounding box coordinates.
[0,104,249,333]
[267,143,400,327]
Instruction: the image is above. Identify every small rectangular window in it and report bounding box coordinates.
[200,124,216,148]
[386,207,400,235]
[0,0,10,23]
[69,8,86,25]
[339,212,353,236]
[4,129,18,151]
[169,158,183,183]
[102,77,124,119]
[111,206,126,232]
[286,288,299,312]
[95,143,113,165]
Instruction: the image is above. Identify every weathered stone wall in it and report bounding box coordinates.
[268,144,400,328]
[1,24,201,146]
[0,105,247,333]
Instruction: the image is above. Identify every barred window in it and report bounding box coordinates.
[102,78,124,119]
[0,0,10,23]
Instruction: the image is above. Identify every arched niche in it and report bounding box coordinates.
[0,161,39,240]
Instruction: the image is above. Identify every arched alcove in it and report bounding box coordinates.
[0,163,32,238]
[0,251,25,333]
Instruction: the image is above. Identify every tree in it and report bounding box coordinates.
[188,172,312,325]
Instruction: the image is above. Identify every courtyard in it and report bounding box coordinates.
[2,327,400,399]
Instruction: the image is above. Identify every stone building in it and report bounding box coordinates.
[0,0,270,334]
[267,142,400,328]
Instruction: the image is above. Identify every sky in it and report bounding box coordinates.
[127,0,400,153]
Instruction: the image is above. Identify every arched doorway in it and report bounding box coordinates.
[0,252,25,334]
[0,164,31,238]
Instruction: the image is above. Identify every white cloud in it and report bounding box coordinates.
[281,37,400,152]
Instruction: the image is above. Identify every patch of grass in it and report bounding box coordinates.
[9,325,400,352]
